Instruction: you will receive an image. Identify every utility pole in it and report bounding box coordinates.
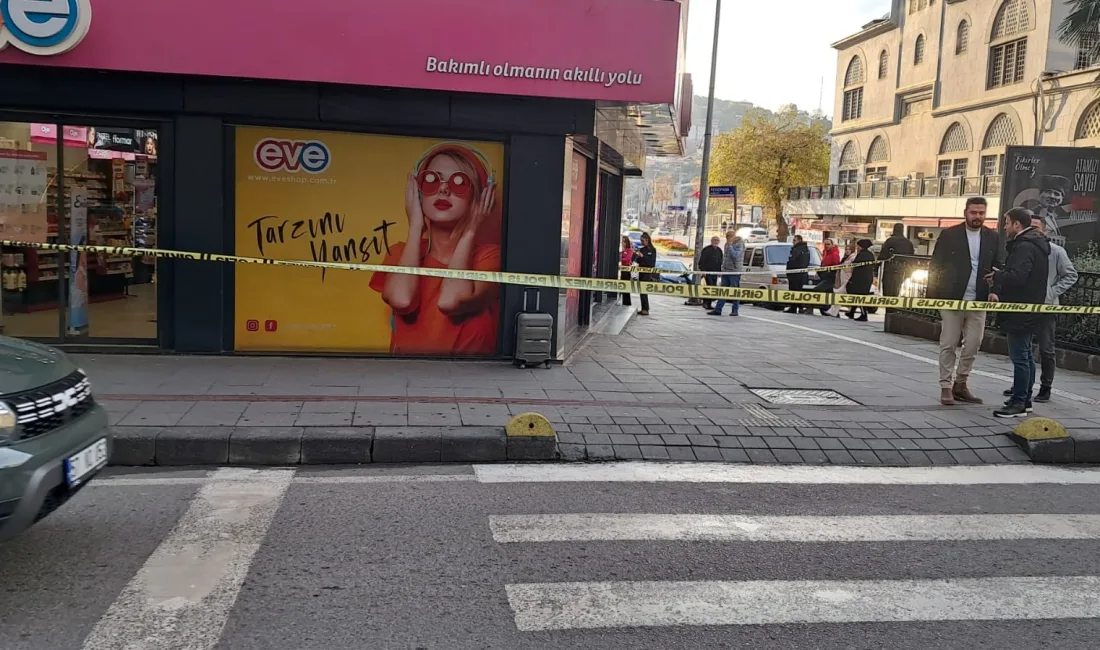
[689,0,723,304]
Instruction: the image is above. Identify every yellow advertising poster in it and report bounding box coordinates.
[234,127,504,354]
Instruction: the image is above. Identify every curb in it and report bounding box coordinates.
[1008,418,1100,464]
[108,425,559,466]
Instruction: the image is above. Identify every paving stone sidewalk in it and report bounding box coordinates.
[80,296,1100,466]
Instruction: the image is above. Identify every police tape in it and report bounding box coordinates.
[4,239,1098,315]
[618,259,882,276]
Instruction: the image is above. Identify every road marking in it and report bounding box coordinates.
[90,477,211,486]
[506,576,1100,631]
[744,314,1098,405]
[475,462,1100,485]
[81,468,294,650]
[294,474,476,484]
[90,473,476,487]
[490,513,1100,543]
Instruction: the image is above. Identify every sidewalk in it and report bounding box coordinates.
[84,296,1100,466]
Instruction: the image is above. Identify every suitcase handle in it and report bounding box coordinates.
[522,287,540,313]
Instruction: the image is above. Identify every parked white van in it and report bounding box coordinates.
[740,241,822,290]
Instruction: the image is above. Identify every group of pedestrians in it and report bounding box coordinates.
[620,233,656,316]
[929,197,1078,418]
[702,231,745,317]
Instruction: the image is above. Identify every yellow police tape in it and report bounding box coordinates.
[4,239,1098,315]
[619,259,881,276]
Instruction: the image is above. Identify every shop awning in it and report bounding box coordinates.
[903,218,964,228]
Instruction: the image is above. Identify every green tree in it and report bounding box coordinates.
[709,106,829,240]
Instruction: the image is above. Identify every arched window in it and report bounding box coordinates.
[980,113,1019,177]
[844,57,865,86]
[938,122,971,178]
[915,35,926,64]
[842,57,864,122]
[867,137,889,164]
[1077,100,1100,139]
[939,122,970,154]
[983,113,1019,148]
[838,141,860,183]
[865,137,889,179]
[989,0,1029,87]
[878,50,889,79]
[957,20,970,54]
[992,0,1030,39]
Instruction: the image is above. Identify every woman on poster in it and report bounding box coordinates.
[371,142,502,356]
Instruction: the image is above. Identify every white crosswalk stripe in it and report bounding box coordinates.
[492,466,1100,634]
[489,513,1100,543]
[506,577,1100,631]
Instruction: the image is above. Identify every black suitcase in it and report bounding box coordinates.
[514,288,554,368]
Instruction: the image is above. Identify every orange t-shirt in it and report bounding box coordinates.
[369,240,501,356]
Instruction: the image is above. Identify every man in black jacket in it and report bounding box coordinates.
[927,197,1003,406]
[784,235,812,314]
[989,208,1051,418]
[698,236,724,310]
[879,223,915,297]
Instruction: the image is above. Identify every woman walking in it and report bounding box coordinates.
[619,235,633,307]
[825,242,857,317]
[814,238,841,315]
[845,239,876,321]
[633,232,657,315]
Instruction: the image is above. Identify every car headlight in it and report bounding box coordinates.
[0,402,17,446]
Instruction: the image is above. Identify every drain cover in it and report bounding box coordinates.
[750,388,860,406]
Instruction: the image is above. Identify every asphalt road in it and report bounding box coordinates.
[3,463,1100,649]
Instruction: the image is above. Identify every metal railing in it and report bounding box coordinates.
[887,255,1100,355]
[787,175,1003,201]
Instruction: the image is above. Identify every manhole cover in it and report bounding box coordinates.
[749,388,860,406]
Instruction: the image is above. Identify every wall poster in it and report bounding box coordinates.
[234,127,504,355]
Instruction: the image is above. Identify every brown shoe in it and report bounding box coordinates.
[637,310,649,316]
[953,382,984,404]
[940,388,955,406]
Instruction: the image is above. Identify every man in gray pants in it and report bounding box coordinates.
[1003,217,1078,403]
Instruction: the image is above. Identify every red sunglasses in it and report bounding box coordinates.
[417,170,474,198]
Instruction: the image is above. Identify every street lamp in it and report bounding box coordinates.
[688,0,723,306]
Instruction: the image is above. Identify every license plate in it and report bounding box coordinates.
[65,439,108,487]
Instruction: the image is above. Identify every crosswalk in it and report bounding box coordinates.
[3,463,1100,649]
[492,513,1100,632]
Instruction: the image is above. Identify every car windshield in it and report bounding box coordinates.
[765,245,822,266]
[655,260,687,272]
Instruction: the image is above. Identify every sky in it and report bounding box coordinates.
[684,0,892,117]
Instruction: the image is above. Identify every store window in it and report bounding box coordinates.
[0,121,158,342]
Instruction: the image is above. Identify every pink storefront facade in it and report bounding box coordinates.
[0,0,689,357]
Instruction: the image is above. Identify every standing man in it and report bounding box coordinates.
[927,197,1003,406]
[1002,217,1078,403]
[699,235,724,310]
[784,235,812,314]
[708,230,745,317]
[989,208,1051,418]
[879,223,915,297]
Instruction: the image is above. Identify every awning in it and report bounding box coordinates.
[903,218,963,228]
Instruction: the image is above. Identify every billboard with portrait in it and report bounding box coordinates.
[1001,146,1100,255]
[234,127,504,355]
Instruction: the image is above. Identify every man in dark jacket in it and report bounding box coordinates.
[988,208,1051,418]
[699,236,724,310]
[879,223,915,297]
[927,197,1003,406]
[784,235,812,314]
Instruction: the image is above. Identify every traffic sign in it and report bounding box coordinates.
[709,186,736,197]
